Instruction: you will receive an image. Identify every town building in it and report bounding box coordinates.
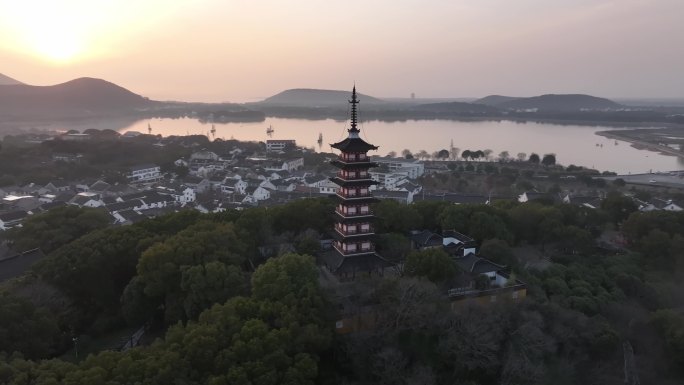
[266,140,296,152]
[0,211,29,230]
[323,87,390,280]
[372,156,425,179]
[127,164,162,184]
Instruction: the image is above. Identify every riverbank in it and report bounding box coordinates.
[596,128,684,158]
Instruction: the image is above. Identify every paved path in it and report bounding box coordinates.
[601,171,684,188]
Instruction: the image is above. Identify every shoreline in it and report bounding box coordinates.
[595,130,684,158]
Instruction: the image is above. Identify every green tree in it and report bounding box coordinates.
[0,294,61,359]
[7,206,110,253]
[376,233,412,263]
[35,225,156,312]
[374,199,422,233]
[469,211,513,244]
[541,153,556,166]
[404,248,456,283]
[136,221,248,323]
[528,153,540,164]
[600,191,637,224]
[480,238,516,266]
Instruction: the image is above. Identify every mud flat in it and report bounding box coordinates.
[596,127,684,158]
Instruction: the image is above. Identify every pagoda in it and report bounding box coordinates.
[326,86,390,280]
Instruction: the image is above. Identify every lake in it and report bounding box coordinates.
[117,117,684,174]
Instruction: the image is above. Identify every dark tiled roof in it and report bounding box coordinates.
[320,250,392,274]
[410,230,443,247]
[330,137,378,153]
[130,164,159,172]
[90,180,111,191]
[117,209,145,223]
[0,211,28,222]
[47,180,70,188]
[373,190,409,200]
[39,201,67,211]
[106,200,144,212]
[442,230,475,244]
[0,249,46,283]
[454,254,504,274]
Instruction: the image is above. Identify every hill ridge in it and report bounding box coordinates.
[0,73,23,85]
[258,88,383,106]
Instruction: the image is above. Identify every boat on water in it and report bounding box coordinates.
[266,125,274,134]
[210,124,216,137]
[317,132,323,144]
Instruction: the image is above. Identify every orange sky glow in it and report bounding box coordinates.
[0,0,682,102]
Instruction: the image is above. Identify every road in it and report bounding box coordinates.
[601,171,684,188]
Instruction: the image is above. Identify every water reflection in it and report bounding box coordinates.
[114,117,682,174]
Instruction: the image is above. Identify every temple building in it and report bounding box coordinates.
[324,86,391,280]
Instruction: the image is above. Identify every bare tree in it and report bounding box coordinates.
[483,149,493,161]
[499,151,510,162]
[387,151,397,158]
[517,152,527,162]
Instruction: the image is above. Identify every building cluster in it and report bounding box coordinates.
[0,135,431,230]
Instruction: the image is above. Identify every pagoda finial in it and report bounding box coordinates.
[348,86,359,134]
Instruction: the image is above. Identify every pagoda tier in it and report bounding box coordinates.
[323,86,391,280]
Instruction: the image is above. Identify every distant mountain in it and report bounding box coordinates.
[0,73,23,85]
[474,95,521,106]
[497,94,622,111]
[257,88,384,107]
[0,77,155,119]
[411,101,499,114]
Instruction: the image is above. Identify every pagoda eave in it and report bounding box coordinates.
[332,194,379,204]
[329,177,380,187]
[331,231,375,242]
[330,160,379,169]
[334,212,376,223]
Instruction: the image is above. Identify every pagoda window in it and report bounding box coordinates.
[361,242,371,250]
[346,243,357,252]
[347,206,357,215]
[360,205,369,214]
[360,188,368,195]
[361,223,370,232]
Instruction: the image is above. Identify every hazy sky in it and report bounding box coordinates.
[0,0,682,102]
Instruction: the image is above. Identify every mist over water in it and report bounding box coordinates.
[119,117,683,175]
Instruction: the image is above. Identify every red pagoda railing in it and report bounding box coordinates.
[335,208,373,217]
[340,154,370,162]
[336,171,371,179]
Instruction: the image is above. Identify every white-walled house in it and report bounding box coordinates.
[318,179,338,194]
[223,177,248,194]
[68,192,104,208]
[127,164,162,184]
[0,211,29,230]
[372,157,425,179]
[244,186,271,202]
[259,179,277,191]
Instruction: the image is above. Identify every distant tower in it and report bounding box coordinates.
[326,86,390,280]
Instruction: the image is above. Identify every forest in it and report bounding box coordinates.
[1,195,684,384]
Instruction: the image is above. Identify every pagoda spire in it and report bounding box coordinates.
[348,85,359,134]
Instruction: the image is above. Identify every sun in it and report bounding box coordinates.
[26,29,85,63]
[0,1,105,64]
[0,1,192,64]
